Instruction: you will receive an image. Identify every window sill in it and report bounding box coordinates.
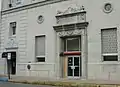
[102,53,118,56]
[31,62,55,65]
[34,62,46,64]
[36,56,45,58]
[101,61,120,65]
[88,61,120,65]
[9,35,16,38]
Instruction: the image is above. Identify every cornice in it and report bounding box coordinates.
[1,0,68,15]
[53,22,89,32]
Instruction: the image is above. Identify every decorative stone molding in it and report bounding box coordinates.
[53,22,88,37]
[57,29,84,37]
[56,11,86,25]
[6,37,18,49]
[37,15,44,24]
[53,22,88,32]
[2,0,68,15]
[16,0,24,6]
[55,5,86,25]
[53,5,88,37]
[57,6,85,16]
[103,3,113,13]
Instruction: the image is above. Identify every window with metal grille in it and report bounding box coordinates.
[35,35,45,62]
[101,28,118,61]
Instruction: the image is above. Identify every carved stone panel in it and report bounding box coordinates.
[56,6,86,25]
[53,22,88,32]
[57,6,85,16]
[6,37,18,49]
[54,6,88,37]
[57,29,84,37]
[56,12,86,25]
[56,15,77,25]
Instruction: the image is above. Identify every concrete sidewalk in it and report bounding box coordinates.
[8,76,120,85]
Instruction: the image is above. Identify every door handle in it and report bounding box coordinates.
[70,66,75,69]
[74,66,79,67]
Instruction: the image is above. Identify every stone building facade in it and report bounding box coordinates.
[0,0,120,80]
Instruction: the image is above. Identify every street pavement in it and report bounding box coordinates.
[0,82,54,87]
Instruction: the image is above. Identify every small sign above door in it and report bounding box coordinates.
[8,53,11,60]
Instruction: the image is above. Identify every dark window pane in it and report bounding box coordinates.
[11,52,16,59]
[68,57,73,76]
[74,67,79,76]
[64,39,66,51]
[103,56,118,61]
[36,57,45,62]
[68,57,73,66]
[74,57,79,66]
[68,67,73,76]
[35,36,45,56]
[10,22,16,36]
[12,27,16,35]
[67,38,80,51]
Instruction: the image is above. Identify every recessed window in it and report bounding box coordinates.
[35,35,45,62]
[36,57,45,62]
[101,28,118,61]
[9,22,16,36]
[103,55,118,61]
[64,37,81,52]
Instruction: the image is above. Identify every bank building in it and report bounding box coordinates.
[0,0,120,81]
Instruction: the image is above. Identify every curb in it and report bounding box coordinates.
[0,77,8,82]
[9,80,120,87]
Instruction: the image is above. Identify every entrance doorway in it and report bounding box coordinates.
[62,36,82,78]
[9,52,16,75]
[67,56,81,78]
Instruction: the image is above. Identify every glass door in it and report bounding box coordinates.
[68,57,73,77]
[67,56,80,78]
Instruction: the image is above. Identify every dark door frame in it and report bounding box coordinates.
[7,52,16,75]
